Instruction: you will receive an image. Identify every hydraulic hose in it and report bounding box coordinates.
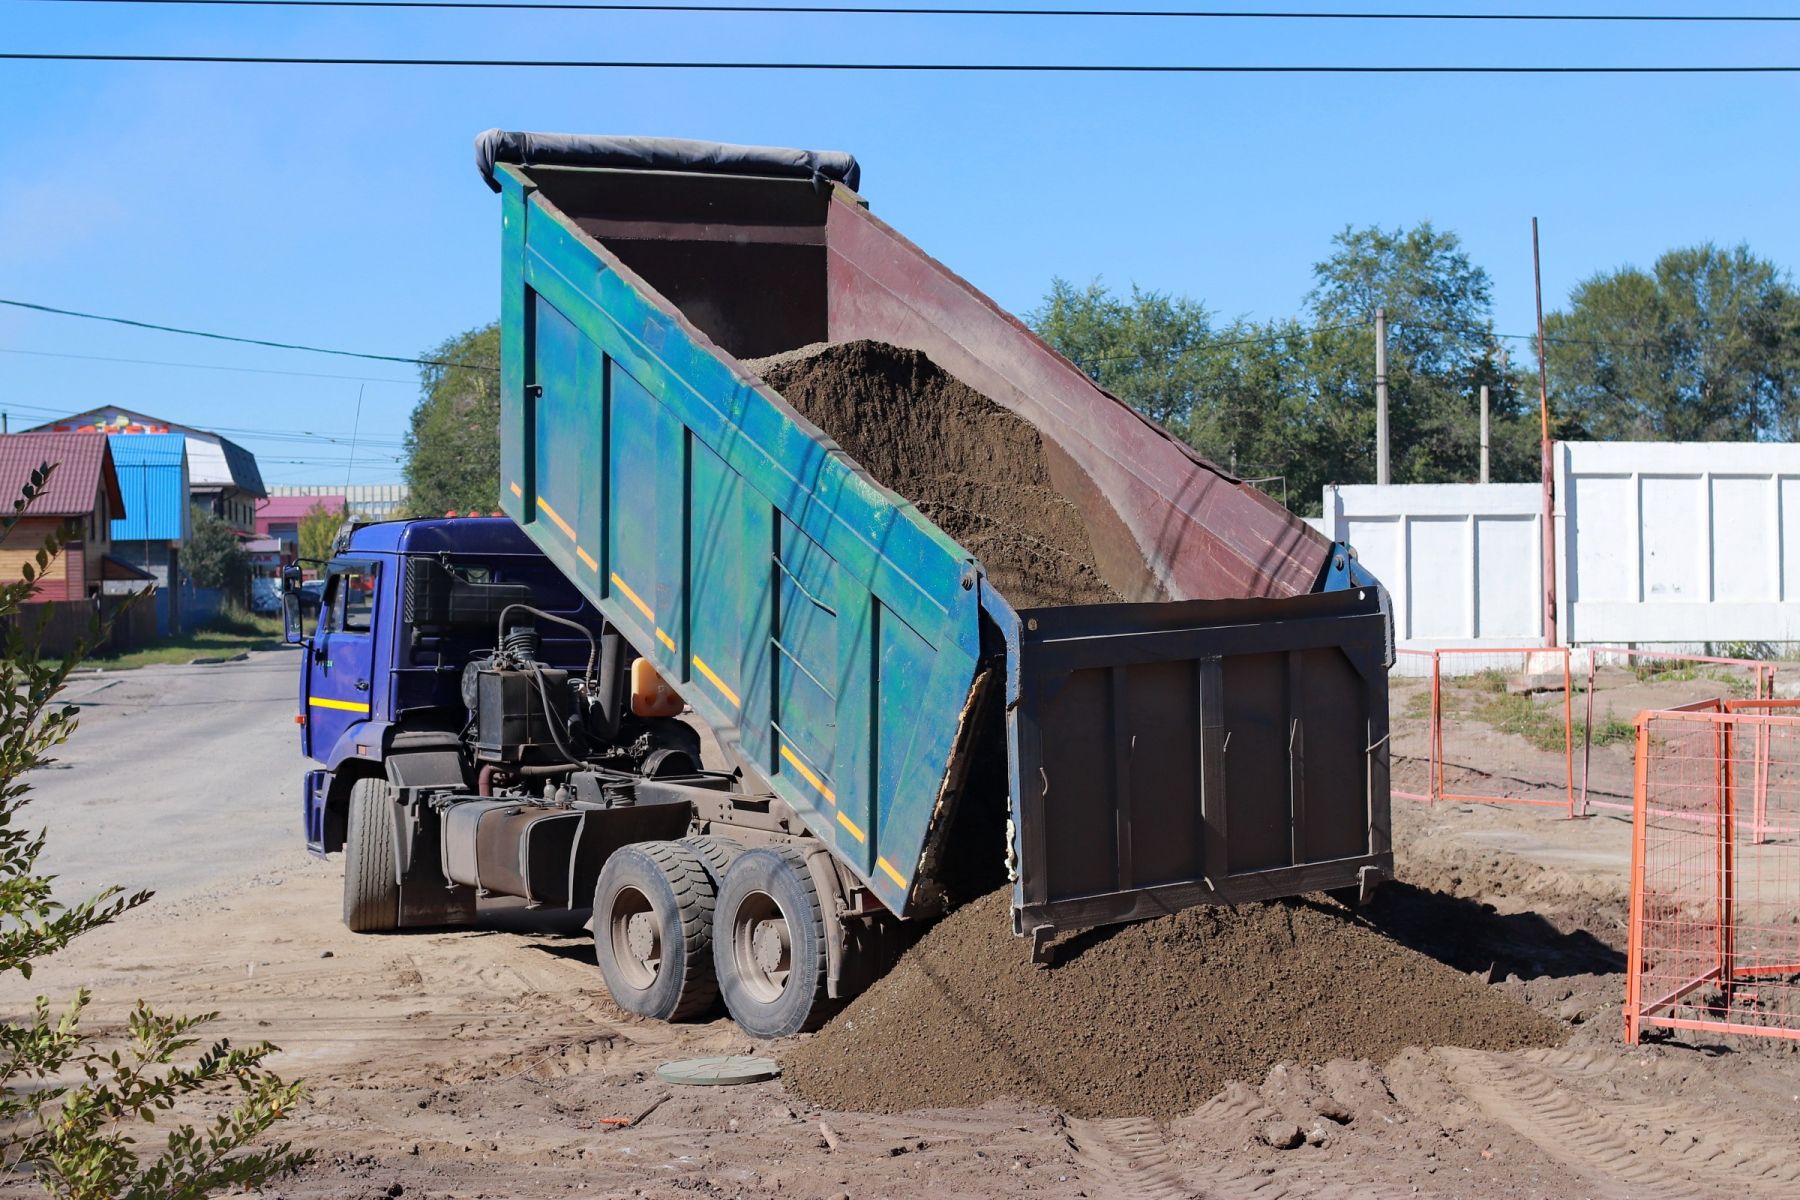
[530,662,589,767]
[496,603,599,684]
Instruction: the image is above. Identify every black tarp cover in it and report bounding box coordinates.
[476,130,861,193]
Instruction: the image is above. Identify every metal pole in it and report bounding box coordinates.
[1479,384,1490,484]
[1375,306,1390,485]
[1533,219,1558,647]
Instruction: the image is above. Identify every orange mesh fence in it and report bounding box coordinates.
[1625,707,1800,1045]
[1578,649,1774,818]
[1425,647,1574,813]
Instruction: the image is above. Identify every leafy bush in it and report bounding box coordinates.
[0,463,307,1196]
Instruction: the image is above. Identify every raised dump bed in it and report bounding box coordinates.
[479,131,1391,945]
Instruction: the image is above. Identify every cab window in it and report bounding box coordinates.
[324,561,378,633]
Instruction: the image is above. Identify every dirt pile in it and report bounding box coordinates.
[749,341,1120,608]
[782,889,1565,1119]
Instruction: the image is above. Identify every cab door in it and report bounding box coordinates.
[305,557,382,759]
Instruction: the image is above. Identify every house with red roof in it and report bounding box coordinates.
[254,492,346,554]
[0,433,129,602]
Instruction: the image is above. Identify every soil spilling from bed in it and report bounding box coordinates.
[782,888,1566,1119]
[755,340,1560,1119]
[748,340,1120,608]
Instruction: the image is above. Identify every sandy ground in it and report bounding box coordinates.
[5,656,1799,1199]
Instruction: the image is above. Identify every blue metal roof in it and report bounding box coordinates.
[108,434,190,543]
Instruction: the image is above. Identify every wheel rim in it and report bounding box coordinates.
[607,885,661,991]
[731,889,793,1005]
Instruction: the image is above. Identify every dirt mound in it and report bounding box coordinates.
[782,889,1565,1119]
[749,341,1120,608]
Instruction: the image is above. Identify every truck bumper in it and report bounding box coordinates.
[303,769,330,858]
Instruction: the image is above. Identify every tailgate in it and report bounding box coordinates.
[1004,588,1392,943]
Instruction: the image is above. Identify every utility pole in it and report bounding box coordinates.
[1374,306,1390,485]
[1533,218,1558,648]
[1479,385,1490,484]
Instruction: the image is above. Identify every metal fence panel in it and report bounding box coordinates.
[1626,707,1800,1044]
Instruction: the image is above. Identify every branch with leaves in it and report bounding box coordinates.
[0,462,308,1198]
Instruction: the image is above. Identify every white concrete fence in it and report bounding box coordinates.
[1319,441,1800,656]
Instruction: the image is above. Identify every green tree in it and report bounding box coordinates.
[404,323,502,516]
[1030,223,1538,515]
[183,507,248,592]
[1028,280,1314,492]
[0,463,306,1196]
[1544,243,1800,441]
[297,501,346,565]
[1028,279,1221,429]
[1304,222,1538,490]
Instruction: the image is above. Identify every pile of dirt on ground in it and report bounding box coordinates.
[749,341,1120,608]
[782,889,1565,1119]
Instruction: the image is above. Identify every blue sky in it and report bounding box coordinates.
[2,2,1796,485]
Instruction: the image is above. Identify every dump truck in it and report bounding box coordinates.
[286,133,1392,1039]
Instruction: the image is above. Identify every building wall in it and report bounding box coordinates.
[1323,483,1543,653]
[0,470,113,601]
[1,517,74,600]
[195,487,257,534]
[269,483,410,521]
[1557,441,1800,646]
[1321,440,1800,654]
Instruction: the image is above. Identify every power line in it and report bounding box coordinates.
[0,298,499,372]
[1073,319,1689,370]
[0,397,407,448]
[4,52,1798,72]
[0,345,416,385]
[28,1,1800,22]
[1078,320,1365,366]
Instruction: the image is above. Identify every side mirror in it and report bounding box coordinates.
[283,588,305,645]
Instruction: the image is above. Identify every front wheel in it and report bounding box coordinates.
[713,846,831,1039]
[342,776,399,933]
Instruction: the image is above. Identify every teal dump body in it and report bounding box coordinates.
[492,156,1391,930]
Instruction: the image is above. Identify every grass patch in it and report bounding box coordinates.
[1470,668,1509,694]
[1590,715,1636,747]
[1472,693,1570,753]
[1629,664,1755,696]
[89,604,286,670]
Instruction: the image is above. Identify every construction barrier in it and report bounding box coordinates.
[1624,705,1800,1045]
[1388,646,1575,814]
[1579,648,1776,818]
[1390,646,1791,820]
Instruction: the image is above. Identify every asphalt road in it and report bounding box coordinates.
[27,648,312,904]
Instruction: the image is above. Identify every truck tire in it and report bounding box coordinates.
[343,776,400,933]
[678,835,744,887]
[713,846,831,1040]
[593,841,718,1021]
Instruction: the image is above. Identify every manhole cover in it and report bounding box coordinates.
[655,1055,781,1086]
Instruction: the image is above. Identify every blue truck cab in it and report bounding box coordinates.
[295,517,614,858]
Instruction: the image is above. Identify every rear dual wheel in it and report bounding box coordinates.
[713,846,832,1040]
[592,839,833,1038]
[593,841,719,1021]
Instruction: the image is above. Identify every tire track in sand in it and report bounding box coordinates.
[1441,1047,1800,1198]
